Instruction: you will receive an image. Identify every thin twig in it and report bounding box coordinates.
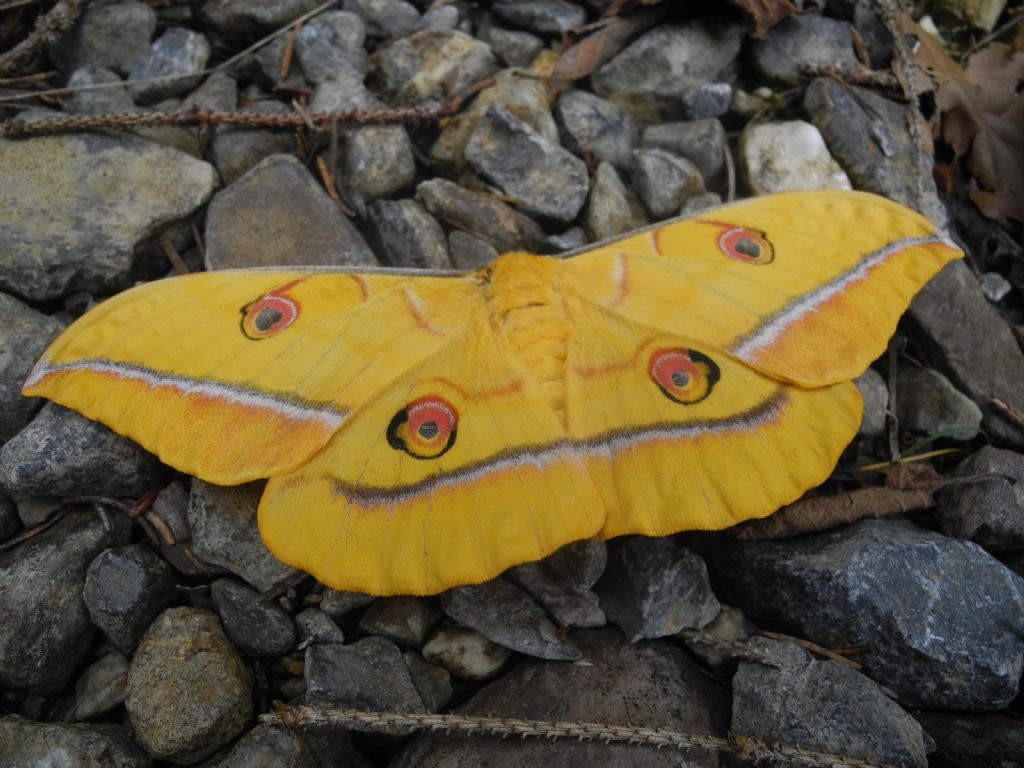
[262,705,904,768]
[0,0,86,76]
[0,101,458,138]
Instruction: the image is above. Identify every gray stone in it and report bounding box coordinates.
[0,133,216,301]
[0,508,132,694]
[441,578,581,660]
[126,607,252,763]
[592,21,744,126]
[342,0,420,37]
[205,723,320,768]
[448,231,499,270]
[204,154,375,269]
[416,177,546,253]
[74,651,130,721]
[479,26,544,67]
[732,637,927,768]
[466,105,589,223]
[294,607,345,645]
[0,495,17,542]
[319,588,375,619]
[640,118,726,188]
[210,101,299,184]
[897,366,982,441]
[358,596,443,647]
[188,480,295,592]
[393,628,728,768]
[555,89,637,170]
[305,636,424,716]
[211,578,297,657]
[596,536,719,642]
[752,15,858,86]
[507,539,607,628]
[199,0,324,40]
[546,226,587,251]
[295,11,368,83]
[681,82,733,120]
[372,29,498,106]
[981,271,1012,302]
[492,1,587,35]
[712,518,1024,709]
[84,544,179,653]
[403,651,453,712]
[936,447,1024,551]
[913,710,1024,768]
[631,148,706,219]
[910,261,1024,446]
[128,28,211,104]
[0,292,63,442]
[366,199,452,270]
[421,626,511,680]
[740,120,851,194]
[420,5,460,29]
[53,0,156,76]
[148,481,211,579]
[311,73,416,201]
[430,69,558,172]
[0,717,150,768]
[65,65,137,114]
[180,71,238,112]
[582,162,647,242]
[854,366,889,437]
[0,404,164,498]
[679,191,722,214]
[805,77,937,213]
[252,35,310,90]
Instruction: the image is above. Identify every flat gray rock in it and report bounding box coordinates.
[681,82,732,120]
[295,11,368,83]
[393,628,728,768]
[854,366,889,437]
[631,148,707,219]
[205,723,321,768]
[0,403,165,499]
[0,292,64,442]
[210,102,299,185]
[0,134,216,301]
[128,27,211,104]
[187,480,295,592]
[733,637,927,768]
[556,90,638,171]
[404,651,453,712]
[358,596,443,648]
[416,177,546,254]
[914,710,1024,768]
[295,607,345,645]
[480,26,544,67]
[372,29,498,105]
[51,0,156,76]
[127,607,252,763]
[204,153,375,269]
[441,578,581,660]
[466,105,589,224]
[596,536,719,642]
[199,0,324,40]
[713,518,1024,709]
[0,717,150,768]
[640,119,726,189]
[74,651,131,721]
[752,15,858,86]
[492,1,587,35]
[507,539,608,628]
[366,199,452,270]
[592,21,743,124]
[936,446,1024,550]
[448,231,499,270]
[211,577,297,657]
[896,366,982,441]
[0,508,132,694]
[910,261,1024,446]
[84,544,179,653]
[342,0,420,38]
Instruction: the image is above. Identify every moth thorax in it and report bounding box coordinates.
[484,252,571,422]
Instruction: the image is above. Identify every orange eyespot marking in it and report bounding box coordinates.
[719,227,774,264]
[240,280,303,340]
[648,348,720,404]
[387,396,459,459]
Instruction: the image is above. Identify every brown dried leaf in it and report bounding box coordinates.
[551,9,662,82]
[725,0,796,38]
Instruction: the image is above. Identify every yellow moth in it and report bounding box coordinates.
[24,190,962,595]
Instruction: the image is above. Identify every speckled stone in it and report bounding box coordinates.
[0,292,64,442]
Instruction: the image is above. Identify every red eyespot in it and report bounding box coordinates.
[718,227,774,264]
[241,281,302,339]
[387,396,459,459]
[648,348,720,404]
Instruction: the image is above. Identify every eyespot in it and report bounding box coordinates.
[387,396,458,459]
[648,348,720,404]
[719,227,774,265]
[241,281,302,340]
